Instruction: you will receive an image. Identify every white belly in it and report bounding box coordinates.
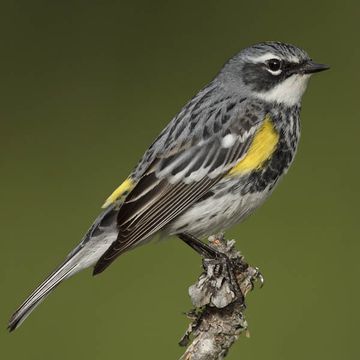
[167,183,273,238]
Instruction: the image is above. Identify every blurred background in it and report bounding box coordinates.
[0,1,358,359]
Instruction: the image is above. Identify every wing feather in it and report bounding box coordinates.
[93,99,265,274]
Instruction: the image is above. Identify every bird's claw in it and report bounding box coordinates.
[254,267,265,288]
[220,255,245,302]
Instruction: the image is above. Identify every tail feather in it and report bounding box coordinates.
[8,258,79,332]
[8,205,119,332]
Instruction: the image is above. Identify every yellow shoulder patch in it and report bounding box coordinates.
[102,178,135,208]
[228,116,279,176]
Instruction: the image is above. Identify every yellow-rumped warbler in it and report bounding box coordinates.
[8,41,329,331]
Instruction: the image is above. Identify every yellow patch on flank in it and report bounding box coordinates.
[102,178,135,208]
[228,116,279,176]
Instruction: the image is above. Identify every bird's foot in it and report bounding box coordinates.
[180,234,263,349]
[203,252,245,303]
[180,232,263,308]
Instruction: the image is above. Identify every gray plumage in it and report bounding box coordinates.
[8,42,329,331]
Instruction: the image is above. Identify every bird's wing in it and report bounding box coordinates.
[93,99,275,275]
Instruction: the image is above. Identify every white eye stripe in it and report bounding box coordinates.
[248,53,300,64]
[287,55,300,63]
[248,53,281,63]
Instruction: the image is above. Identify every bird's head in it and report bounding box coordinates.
[220,41,329,106]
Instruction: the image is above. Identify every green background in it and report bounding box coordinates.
[1,1,358,359]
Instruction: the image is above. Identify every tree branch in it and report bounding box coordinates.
[179,235,262,360]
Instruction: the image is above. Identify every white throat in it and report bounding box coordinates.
[255,74,311,106]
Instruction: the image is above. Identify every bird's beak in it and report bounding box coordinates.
[301,60,330,74]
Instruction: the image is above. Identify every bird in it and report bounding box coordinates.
[8,41,329,331]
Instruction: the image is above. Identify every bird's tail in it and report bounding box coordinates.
[8,205,119,332]
[8,253,81,332]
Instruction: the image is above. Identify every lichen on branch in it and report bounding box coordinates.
[179,235,262,360]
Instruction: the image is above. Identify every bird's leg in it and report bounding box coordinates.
[178,232,221,259]
[178,232,243,300]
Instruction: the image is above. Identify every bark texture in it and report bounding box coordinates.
[179,235,262,360]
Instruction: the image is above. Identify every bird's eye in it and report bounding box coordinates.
[266,59,282,74]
